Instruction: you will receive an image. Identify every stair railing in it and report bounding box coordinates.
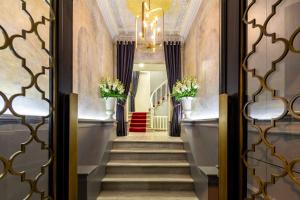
[149,80,169,131]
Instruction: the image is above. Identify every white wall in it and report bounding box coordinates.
[150,71,168,93]
[150,71,168,116]
[154,101,168,116]
[135,71,151,112]
[134,70,168,115]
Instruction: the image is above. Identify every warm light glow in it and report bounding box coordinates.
[139,63,145,68]
[127,0,171,52]
[78,115,109,121]
[126,0,172,17]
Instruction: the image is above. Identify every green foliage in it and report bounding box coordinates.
[99,78,126,101]
[172,76,199,101]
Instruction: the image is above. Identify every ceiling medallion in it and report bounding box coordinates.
[126,0,173,52]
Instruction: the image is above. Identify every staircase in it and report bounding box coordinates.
[129,112,150,132]
[149,80,169,131]
[97,136,198,200]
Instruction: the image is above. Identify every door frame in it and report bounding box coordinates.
[219,0,247,199]
[52,0,78,199]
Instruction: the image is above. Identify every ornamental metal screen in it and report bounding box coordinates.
[0,0,55,199]
[242,0,300,199]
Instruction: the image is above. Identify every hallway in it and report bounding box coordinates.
[1,0,300,199]
[97,132,198,200]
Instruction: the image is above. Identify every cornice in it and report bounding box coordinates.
[97,0,119,38]
[180,0,203,40]
[97,0,202,41]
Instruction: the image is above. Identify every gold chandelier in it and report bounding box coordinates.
[126,0,173,52]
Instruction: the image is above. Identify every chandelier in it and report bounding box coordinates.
[126,0,173,52]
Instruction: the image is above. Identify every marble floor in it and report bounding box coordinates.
[116,131,182,142]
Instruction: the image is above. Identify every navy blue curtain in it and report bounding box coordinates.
[164,41,182,137]
[130,71,140,112]
[116,41,135,136]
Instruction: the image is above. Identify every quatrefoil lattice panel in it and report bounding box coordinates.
[242,0,300,199]
[0,0,55,199]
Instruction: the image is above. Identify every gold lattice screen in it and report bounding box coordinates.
[0,0,55,199]
[242,0,300,199]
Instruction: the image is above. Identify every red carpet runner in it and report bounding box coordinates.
[129,112,147,132]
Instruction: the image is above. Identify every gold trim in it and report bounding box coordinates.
[219,93,228,200]
[69,94,78,200]
[0,1,56,199]
[241,1,300,199]
[239,0,246,198]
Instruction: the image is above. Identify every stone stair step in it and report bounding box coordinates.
[98,135,198,199]
[97,190,198,200]
[106,159,190,174]
[110,149,187,154]
[101,174,194,191]
[109,151,187,160]
[106,160,190,167]
[102,174,194,182]
[114,137,183,142]
[112,141,184,150]
[106,165,190,175]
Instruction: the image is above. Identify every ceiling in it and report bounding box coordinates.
[97,0,202,40]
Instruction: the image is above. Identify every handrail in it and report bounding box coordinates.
[152,116,168,131]
[149,80,169,109]
[149,80,169,129]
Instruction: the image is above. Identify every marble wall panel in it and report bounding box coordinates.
[73,0,114,120]
[183,0,220,119]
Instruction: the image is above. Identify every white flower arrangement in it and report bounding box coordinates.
[172,76,199,101]
[99,77,126,100]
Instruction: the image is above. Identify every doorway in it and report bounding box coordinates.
[127,63,170,134]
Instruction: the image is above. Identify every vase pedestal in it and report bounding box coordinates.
[105,97,116,120]
[182,97,193,119]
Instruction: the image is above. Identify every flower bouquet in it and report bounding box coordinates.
[172,76,199,119]
[99,78,126,119]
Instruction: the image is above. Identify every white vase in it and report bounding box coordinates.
[105,97,116,120]
[182,97,193,119]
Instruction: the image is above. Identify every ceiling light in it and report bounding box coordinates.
[127,0,173,52]
[139,63,145,68]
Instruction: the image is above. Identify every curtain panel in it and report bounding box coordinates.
[130,71,140,112]
[116,41,135,136]
[164,41,182,137]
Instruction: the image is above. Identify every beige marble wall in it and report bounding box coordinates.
[73,0,114,120]
[184,0,220,119]
[0,1,52,116]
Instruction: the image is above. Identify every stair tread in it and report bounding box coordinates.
[110,149,187,153]
[102,174,194,182]
[98,190,198,200]
[107,160,190,167]
[114,138,183,143]
[130,122,149,125]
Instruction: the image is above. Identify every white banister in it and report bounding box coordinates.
[152,116,168,131]
[149,80,169,131]
[150,80,168,109]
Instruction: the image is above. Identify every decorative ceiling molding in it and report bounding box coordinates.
[97,0,202,41]
[97,0,119,38]
[180,0,203,40]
